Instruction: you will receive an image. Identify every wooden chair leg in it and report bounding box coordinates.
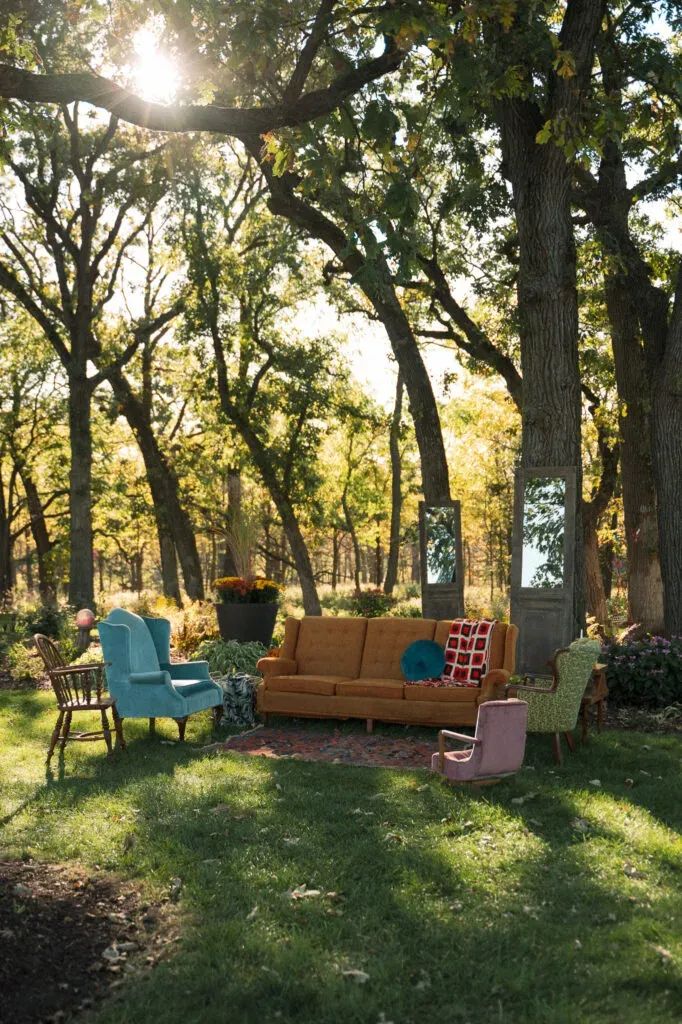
[149,717,156,737]
[551,733,562,765]
[597,699,605,732]
[176,717,187,741]
[564,730,576,753]
[366,719,374,734]
[47,710,64,762]
[59,710,72,753]
[112,708,126,750]
[101,708,113,754]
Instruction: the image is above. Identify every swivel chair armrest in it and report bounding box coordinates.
[438,729,480,774]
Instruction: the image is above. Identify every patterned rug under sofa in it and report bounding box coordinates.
[221,726,437,769]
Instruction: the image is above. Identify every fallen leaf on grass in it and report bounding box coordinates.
[511,791,538,806]
[383,832,404,843]
[287,884,322,900]
[624,778,635,787]
[282,837,300,846]
[589,779,602,787]
[653,945,673,965]
[246,905,258,921]
[342,969,370,984]
[571,818,590,833]
[623,862,647,880]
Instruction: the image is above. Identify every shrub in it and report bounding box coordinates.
[172,602,219,657]
[604,634,682,709]
[349,589,397,618]
[6,641,43,681]
[196,638,267,677]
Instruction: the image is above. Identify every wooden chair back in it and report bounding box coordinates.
[47,663,105,708]
[34,634,66,672]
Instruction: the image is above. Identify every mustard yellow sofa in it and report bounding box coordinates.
[256,616,518,729]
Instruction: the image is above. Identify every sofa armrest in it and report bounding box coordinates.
[256,656,297,678]
[479,669,511,702]
[130,670,173,686]
[162,660,211,680]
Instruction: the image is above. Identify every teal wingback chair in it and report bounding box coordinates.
[98,609,222,739]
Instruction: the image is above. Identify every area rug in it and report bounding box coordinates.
[222,727,436,769]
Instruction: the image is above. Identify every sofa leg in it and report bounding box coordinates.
[366,718,374,734]
[552,733,562,765]
[262,713,270,726]
[149,717,156,737]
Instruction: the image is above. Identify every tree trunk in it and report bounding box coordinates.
[331,528,339,591]
[383,374,403,595]
[222,468,241,576]
[68,373,95,608]
[20,468,56,605]
[604,273,664,630]
[110,369,201,603]
[499,106,585,637]
[342,494,362,595]
[583,517,609,628]
[650,272,682,635]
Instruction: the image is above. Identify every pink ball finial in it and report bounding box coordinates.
[76,608,96,629]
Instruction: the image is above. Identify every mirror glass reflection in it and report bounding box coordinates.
[425,506,458,585]
[521,477,566,588]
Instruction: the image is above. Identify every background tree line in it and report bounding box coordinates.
[0,0,679,633]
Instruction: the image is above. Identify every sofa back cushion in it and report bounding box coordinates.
[435,619,506,671]
[295,617,368,678]
[360,619,436,679]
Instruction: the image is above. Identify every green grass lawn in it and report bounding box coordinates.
[1,689,681,1024]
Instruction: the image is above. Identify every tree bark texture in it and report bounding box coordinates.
[20,469,56,605]
[67,374,95,608]
[604,273,664,631]
[110,369,203,603]
[383,373,404,594]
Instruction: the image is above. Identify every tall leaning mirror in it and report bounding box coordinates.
[419,500,464,620]
[510,467,577,677]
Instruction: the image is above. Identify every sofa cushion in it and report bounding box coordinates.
[435,619,505,671]
[335,679,405,700]
[266,674,350,696]
[294,617,367,678]
[404,684,481,702]
[359,619,436,680]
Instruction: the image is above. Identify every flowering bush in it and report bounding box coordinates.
[604,634,682,708]
[214,577,282,605]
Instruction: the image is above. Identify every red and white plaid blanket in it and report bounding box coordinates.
[441,618,495,687]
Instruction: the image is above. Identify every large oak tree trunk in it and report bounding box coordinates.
[650,274,682,635]
[110,370,203,603]
[499,109,585,636]
[383,373,403,595]
[67,373,95,608]
[604,274,664,631]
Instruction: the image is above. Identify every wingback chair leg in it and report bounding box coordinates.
[564,730,576,753]
[552,733,563,765]
[176,717,188,741]
[47,710,64,762]
[149,718,156,737]
[60,711,72,753]
[112,708,126,750]
[366,719,374,734]
[100,709,113,754]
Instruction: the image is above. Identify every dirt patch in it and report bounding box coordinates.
[0,859,173,1024]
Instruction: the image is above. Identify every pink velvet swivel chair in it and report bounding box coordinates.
[431,699,528,785]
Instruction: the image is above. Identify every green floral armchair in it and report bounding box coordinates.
[508,637,602,764]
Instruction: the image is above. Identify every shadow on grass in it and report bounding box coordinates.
[3,696,681,1024]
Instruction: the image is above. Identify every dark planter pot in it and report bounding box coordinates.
[214,602,278,647]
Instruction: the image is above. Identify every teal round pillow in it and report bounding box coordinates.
[400,640,445,682]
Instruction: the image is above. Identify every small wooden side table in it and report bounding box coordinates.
[579,662,608,743]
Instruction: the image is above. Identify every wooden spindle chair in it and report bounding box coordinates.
[34,634,125,761]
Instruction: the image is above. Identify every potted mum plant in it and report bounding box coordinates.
[213,576,282,647]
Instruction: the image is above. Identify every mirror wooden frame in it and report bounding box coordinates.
[510,466,578,676]
[418,500,465,621]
